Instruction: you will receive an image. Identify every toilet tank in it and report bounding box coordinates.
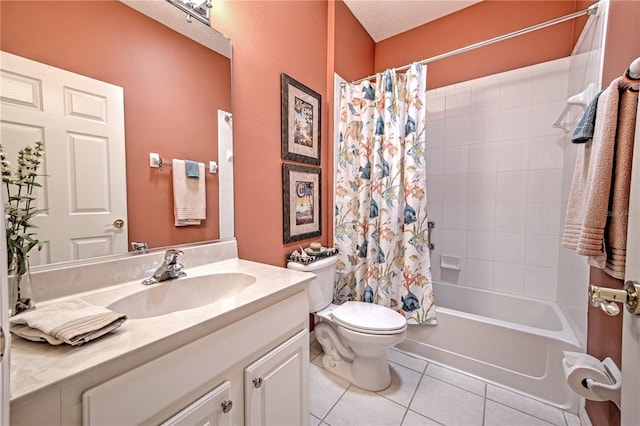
[287,256,337,313]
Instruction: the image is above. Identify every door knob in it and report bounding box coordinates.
[221,400,232,414]
[112,219,125,229]
[589,281,640,315]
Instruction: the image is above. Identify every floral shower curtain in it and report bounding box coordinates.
[334,63,436,325]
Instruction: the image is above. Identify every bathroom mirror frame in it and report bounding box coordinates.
[2,0,234,273]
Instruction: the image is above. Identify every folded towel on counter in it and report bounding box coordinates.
[9,298,127,346]
[172,159,206,226]
[572,91,602,143]
[562,77,637,278]
[184,160,200,179]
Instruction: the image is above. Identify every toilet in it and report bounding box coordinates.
[288,255,407,391]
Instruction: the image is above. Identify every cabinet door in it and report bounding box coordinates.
[161,381,232,426]
[245,330,309,426]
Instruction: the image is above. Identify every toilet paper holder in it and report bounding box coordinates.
[563,351,622,409]
[589,280,640,316]
[582,357,622,409]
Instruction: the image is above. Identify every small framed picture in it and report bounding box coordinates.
[281,73,321,165]
[283,163,321,243]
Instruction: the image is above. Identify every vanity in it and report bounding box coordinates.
[10,240,314,425]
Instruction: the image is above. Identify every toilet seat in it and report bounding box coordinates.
[329,301,407,335]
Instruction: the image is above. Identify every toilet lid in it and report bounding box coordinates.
[331,301,407,334]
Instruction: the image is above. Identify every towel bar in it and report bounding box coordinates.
[149,153,216,173]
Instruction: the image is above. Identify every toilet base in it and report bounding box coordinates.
[321,351,392,391]
[315,322,403,391]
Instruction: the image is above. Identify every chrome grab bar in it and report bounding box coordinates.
[427,221,435,251]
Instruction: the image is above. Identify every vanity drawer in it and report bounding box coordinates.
[161,381,232,426]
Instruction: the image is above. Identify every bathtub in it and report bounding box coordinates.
[397,281,582,410]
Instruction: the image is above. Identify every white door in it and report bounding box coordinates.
[245,330,309,426]
[0,202,10,425]
[620,87,640,426]
[0,51,127,266]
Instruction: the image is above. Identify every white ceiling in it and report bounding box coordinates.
[343,0,483,42]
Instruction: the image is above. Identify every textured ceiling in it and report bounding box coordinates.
[343,0,483,42]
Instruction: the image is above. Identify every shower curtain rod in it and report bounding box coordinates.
[345,2,599,86]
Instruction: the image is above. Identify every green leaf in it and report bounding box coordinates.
[24,240,38,253]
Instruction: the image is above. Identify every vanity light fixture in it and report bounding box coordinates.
[166,0,211,25]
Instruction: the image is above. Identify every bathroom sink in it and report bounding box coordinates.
[107,272,257,319]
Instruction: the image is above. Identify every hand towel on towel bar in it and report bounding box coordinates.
[184,159,200,178]
[572,91,602,143]
[9,298,127,346]
[562,77,637,278]
[172,159,206,226]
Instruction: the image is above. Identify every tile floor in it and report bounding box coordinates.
[309,341,582,426]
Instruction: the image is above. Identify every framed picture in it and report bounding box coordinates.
[283,163,321,243]
[281,73,321,165]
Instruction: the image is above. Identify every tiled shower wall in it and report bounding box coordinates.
[426,57,580,304]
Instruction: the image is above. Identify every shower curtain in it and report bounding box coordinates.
[334,63,436,325]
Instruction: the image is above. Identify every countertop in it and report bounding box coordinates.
[10,258,314,401]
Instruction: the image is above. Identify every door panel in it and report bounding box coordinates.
[245,331,309,426]
[1,51,127,265]
[68,133,110,212]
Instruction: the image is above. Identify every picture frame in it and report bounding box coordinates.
[283,163,321,243]
[281,73,321,165]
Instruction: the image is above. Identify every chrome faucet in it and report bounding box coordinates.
[142,249,187,285]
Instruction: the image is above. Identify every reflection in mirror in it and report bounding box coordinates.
[0,0,233,269]
[167,0,212,25]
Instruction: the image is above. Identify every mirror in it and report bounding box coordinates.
[0,0,233,269]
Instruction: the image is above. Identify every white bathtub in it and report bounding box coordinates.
[397,281,582,410]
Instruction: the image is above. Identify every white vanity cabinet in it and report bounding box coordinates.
[245,330,309,425]
[81,292,309,425]
[11,288,310,425]
[161,325,310,426]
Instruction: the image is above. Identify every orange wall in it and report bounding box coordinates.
[334,0,375,82]
[375,0,588,89]
[328,0,375,243]
[0,1,231,250]
[214,1,329,265]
